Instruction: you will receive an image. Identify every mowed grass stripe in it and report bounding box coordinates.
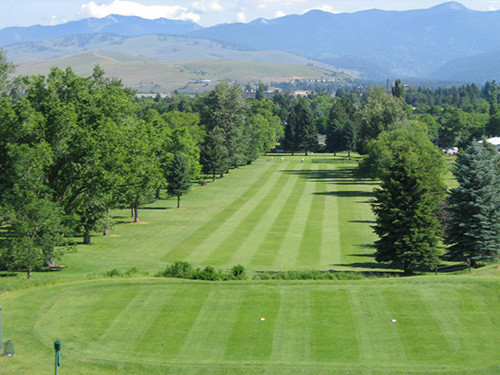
[161,162,277,262]
[270,289,311,363]
[176,288,244,363]
[320,161,341,268]
[419,287,461,354]
[455,285,500,366]
[137,286,211,359]
[33,289,108,349]
[95,289,171,356]
[310,289,358,363]
[229,162,306,267]
[334,162,377,266]
[349,287,408,365]
[223,288,281,361]
[382,288,452,363]
[250,162,311,268]
[201,161,294,265]
[296,164,328,268]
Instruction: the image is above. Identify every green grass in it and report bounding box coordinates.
[0,153,498,374]
[0,277,498,374]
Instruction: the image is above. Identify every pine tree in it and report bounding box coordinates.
[294,97,317,155]
[166,152,193,209]
[200,128,228,182]
[372,146,443,274]
[325,119,342,156]
[342,120,356,157]
[283,109,298,154]
[445,142,500,262]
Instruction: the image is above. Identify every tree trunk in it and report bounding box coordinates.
[305,150,308,156]
[103,207,110,236]
[131,204,135,218]
[156,186,161,199]
[348,150,351,157]
[134,204,139,223]
[84,230,91,245]
[212,171,216,182]
[27,266,32,279]
[177,196,181,209]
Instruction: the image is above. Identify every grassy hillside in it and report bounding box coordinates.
[0,154,498,374]
[14,51,343,93]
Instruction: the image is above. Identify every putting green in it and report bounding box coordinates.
[0,277,498,374]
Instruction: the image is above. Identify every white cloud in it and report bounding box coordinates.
[301,4,339,14]
[236,12,247,22]
[255,0,307,9]
[81,0,201,22]
[275,10,286,18]
[192,0,224,12]
[48,15,71,25]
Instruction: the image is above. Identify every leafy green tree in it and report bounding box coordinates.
[200,81,247,168]
[358,87,408,153]
[1,143,68,278]
[166,152,193,209]
[372,144,444,274]
[445,142,500,262]
[391,79,405,99]
[358,123,445,185]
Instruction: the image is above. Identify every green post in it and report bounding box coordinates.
[54,340,61,375]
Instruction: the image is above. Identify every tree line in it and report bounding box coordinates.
[0,61,283,278]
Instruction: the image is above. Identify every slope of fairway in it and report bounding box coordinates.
[0,277,498,374]
[53,155,380,278]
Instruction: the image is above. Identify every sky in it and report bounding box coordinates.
[1,0,499,28]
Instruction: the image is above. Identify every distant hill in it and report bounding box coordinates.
[430,52,500,82]
[0,15,200,47]
[5,33,352,76]
[186,2,500,79]
[14,51,345,93]
[3,2,500,82]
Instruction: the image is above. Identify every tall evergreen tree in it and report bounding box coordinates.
[342,120,357,157]
[200,127,228,182]
[294,97,317,155]
[445,142,500,262]
[372,144,444,274]
[166,152,193,209]
[325,119,342,155]
[283,109,299,154]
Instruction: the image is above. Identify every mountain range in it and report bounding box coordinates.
[3,2,500,86]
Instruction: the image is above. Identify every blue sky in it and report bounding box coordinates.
[1,0,498,28]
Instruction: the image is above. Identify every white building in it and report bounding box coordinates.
[479,137,500,152]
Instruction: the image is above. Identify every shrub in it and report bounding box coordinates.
[162,261,193,278]
[230,264,246,280]
[105,269,121,278]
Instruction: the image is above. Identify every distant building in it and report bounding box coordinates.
[290,90,312,97]
[479,137,500,152]
[242,90,279,99]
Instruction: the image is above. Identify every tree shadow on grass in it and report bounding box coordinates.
[349,220,376,224]
[314,191,374,198]
[141,206,170,210]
